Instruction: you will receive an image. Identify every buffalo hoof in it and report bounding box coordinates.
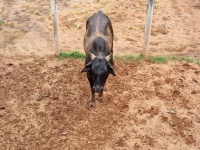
[86,101,96,109]
[98,98,103,103]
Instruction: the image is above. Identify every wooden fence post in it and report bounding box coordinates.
[142,0,155,58]
[50,0,60,56]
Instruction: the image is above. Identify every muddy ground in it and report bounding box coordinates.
[0,0,200,149]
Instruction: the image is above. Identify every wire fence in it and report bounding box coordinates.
[0,0,200,58]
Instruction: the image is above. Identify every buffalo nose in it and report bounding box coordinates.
[93,86,103,92]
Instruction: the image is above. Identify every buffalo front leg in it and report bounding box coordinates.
[86,76,96,109]
[98,91,103,103]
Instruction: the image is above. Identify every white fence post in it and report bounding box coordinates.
[50,0,60,56]
[142,0,155,58]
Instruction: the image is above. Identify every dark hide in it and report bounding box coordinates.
[81,10,115,109]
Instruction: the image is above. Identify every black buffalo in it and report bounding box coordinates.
[81,10,116,109]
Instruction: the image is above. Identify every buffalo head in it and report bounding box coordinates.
[81,52,116,92]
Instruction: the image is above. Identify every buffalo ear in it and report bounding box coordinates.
[107,62,116,76]
[81,61,92,72]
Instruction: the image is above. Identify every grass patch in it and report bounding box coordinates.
[59,51,85,59]
[185,58,193,63]
[0,19,4,26]
[124,54,136,61]
[114,54,122,60]
[169,56,194,63]
[148,55,167,64]
[58,51,200,66]
[136,54,144,61]
[178,57,193,63]
[169,56,177,61]
[177,56,186,62]
[123,54,144,61]
[196,62,200,66]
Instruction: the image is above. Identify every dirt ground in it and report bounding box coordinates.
[0,0,200,57]
[0,57,200,150]
[0,0,200,150]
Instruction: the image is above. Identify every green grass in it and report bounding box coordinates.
[136,54,144,61]
[59,51,85,59]
[123,55,167,64]
[178,56,186,62]
[196,62,200,66]
[168,56,195,63]
[0,19,4,26]
[114,54,122,60]
[169,56,177,61]
[58,51,200,66]
[148,55,167,64]
[123,54,144,61]
[124,54,136,61]
[185,58,193,63]
[178,57,193,63]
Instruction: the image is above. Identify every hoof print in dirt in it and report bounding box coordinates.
[35,95,43,101]
[169,121,176,127]
[35,90,51,101]
[0,106,5,110]
[7,63,13,66]
[86,101,96,110]
[97,98,103,103]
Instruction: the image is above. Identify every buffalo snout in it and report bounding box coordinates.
[93,85,103,92]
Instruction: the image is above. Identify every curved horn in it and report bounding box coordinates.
[90,52,96,60]
[105,53,112,61]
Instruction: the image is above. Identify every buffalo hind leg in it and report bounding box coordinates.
[86,76,96,109]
